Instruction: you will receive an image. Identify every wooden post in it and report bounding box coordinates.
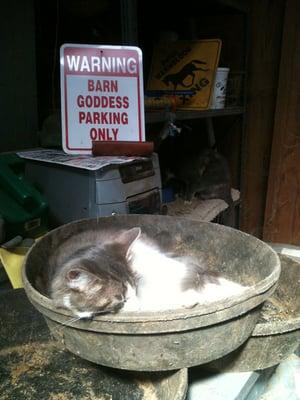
[263,0,300,244]
[239,0,284,237]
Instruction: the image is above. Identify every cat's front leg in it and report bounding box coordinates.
[121,285,141,312]
[183,183,194,204]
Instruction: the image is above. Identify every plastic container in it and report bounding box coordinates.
[0,153,48,240]
[210,67,230,109]
[162,187,175,203]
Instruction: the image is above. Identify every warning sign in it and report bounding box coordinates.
[147,39,221,110]
[60,44,145,154]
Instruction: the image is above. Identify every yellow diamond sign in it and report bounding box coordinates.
[147,39,222,110]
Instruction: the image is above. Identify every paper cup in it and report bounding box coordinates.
[211,67,230,109]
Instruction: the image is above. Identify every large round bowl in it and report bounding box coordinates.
[23,215,280,371]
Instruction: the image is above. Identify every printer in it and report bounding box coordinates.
[23,151,162,226]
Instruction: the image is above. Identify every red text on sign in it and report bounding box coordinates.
[77,95,129,109]
[90,128,119,141]
[87,79,118,92]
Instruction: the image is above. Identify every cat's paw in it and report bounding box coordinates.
[122,295,141,312]
[180,289,200,309]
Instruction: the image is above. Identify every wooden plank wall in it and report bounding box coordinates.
[263,0,300,245]
[1,0,38,152]
[239,0,284,237]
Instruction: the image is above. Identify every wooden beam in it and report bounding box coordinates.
[239,0,284,237]
[263,0,300,244]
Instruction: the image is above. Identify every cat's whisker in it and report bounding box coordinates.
[50,315,83,335]
[64,316,83,325]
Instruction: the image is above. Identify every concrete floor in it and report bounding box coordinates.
[187,352,300,400]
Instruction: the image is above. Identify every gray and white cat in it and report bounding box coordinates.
[49,227,247,318]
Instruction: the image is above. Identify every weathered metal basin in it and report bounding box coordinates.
[23,215,281,371]
[206,254,300,371]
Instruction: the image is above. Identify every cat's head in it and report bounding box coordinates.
[50,227,141,318]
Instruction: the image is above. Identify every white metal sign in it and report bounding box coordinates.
[60,44,145,154]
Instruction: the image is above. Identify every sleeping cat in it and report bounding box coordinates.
[49,227,247,318]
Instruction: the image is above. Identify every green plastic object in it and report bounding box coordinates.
[0,153,48,241]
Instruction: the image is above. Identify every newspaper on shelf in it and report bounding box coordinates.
[17,149,147,171]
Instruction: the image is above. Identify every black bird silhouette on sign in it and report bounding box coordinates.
[162,59,208,90]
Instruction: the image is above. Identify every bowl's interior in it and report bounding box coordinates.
[24,215,280,319]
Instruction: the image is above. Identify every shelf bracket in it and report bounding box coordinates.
[205,117,216,147]
[121,0,138,45]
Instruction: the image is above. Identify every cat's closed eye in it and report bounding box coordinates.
[68,269,81,280]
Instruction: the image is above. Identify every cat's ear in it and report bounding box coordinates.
[66,268,97,291]
[117,227,141,258]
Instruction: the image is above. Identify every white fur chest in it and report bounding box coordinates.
[127,239,189,310]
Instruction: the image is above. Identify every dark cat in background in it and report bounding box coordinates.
[172,148,233,206]
[49,227,247,319]
[162,147,234,225]
[154,122,233,208]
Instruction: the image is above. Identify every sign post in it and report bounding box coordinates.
[60,44,145,154]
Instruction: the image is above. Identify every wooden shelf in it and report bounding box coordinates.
[145,106,245,124]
